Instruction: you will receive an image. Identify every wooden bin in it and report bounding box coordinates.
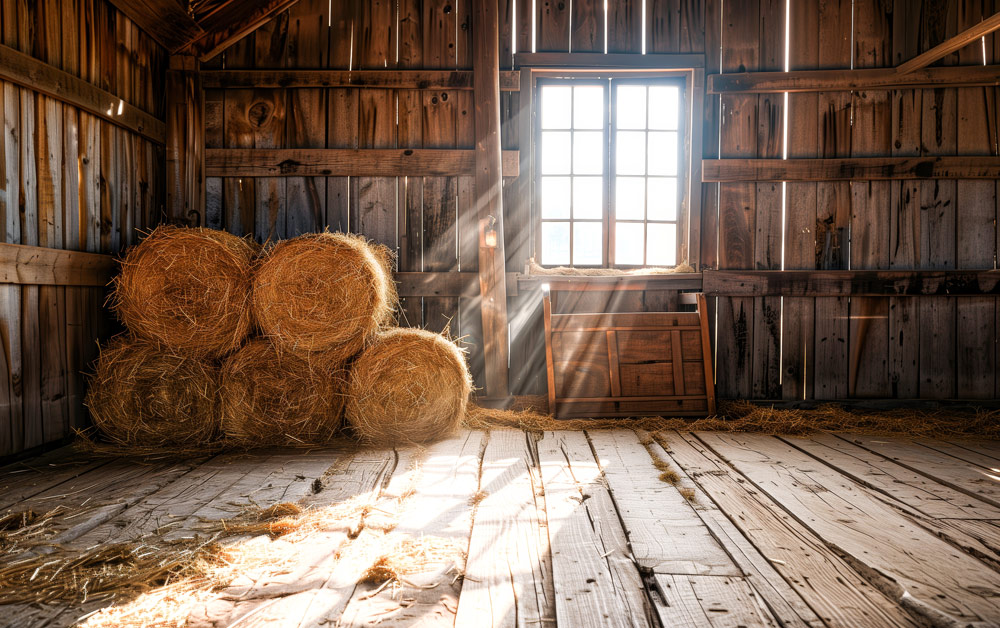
[543,290,716,418]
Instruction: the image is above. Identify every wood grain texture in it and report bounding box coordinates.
[537,430,655,628]
[701,432,1000,625]
[454,430,554,628]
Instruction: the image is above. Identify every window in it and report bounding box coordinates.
[537,77,685,268]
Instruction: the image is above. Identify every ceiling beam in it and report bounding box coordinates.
[184,0,302,60]
[896,11,1000,74]
[103,0,203,52]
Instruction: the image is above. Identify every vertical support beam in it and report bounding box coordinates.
[165,54,204,226]
[473,0,510,400]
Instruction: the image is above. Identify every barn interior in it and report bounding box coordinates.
[1,0,1000,626]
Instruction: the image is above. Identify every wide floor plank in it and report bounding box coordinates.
[653,575,779,627]
[843,434,1000,510]
[660,431,919,628]
[0,446,109,511]
[785,433,1000,519]
[454,429,554,628]
[537,430,654,628]
[941,439,1000,465]
[643,432,822,628]
[587,429,739,576]
[702,432,1000,626]
[187,447,400,628]
[339,431,486,628]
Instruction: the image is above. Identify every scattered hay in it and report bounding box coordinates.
[346,328,472,447]
[469,490,490,506]
[527,259,695,276]
[361,536,466,584]
[73,428,227,460]
[112,226,257,358]
[252,232,397,360]
[679,488,696,503]
[85,336,220,448]
[220,340,349,447]
[464,398,1000,438]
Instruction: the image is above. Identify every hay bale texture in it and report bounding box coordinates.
[85,336,220,447]
[252,232,397,361]
[220,339,348,446]
[346,328,472,446]
[112,226,257,357]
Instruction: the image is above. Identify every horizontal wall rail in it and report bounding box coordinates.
[0,43,166,144]
[201,70,521,91]
[206,149,520,177]
[0,244,117,287]
[703,270,1000,297]
[703,157,1000,181]
[708,65,1000,94]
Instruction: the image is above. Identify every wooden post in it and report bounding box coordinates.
[473,0,511,401]
[165,54,204,226]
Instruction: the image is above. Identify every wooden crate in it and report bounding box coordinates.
[543,290,716,418]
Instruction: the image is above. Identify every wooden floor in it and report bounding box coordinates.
[3,430,1000,627]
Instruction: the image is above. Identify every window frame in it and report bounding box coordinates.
[518,57,704,271]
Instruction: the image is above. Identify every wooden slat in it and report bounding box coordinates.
[700,432,1000,625]
[0,446,108,510]
[515,52,704,68]
[454,430,554,627]
[896,11,1000,74]
[709,64,1000,93]
[537,430,655,627]
[201,69,520,90]
[519,274,703,291]
[653,575,780,627]
[205,148,519,178]
[702,269,1000,296]
[588,430,738,576]
[186,0,302,61]
[103,0,202,53]
[474,0,510,399]
[0,43,164,143]
[844,434,1000,510]
[661,431,917,627]
[703,156,1000,181]
[642,432,820,627]
[785,433,1000,519]
[0,242,115,286]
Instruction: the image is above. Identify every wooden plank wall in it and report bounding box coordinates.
[709,0,1000,401]
[0,0,167,457]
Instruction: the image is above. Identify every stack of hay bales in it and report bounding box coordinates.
[86,226,472,450]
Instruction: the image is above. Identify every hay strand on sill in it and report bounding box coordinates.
[526,259,696,276]
[220,340,349,447]
[252,231,398,360]
[84,336,221,448]
[346,328,472,447]
[111,226,257,358]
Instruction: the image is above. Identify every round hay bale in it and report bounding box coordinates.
[252,232,397,360]
[345,328,471,446]
[85,335,220,447]
[112,225,257,358]
[220,339,348,446]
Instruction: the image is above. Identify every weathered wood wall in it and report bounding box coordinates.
[708,0,1000,401]
[0,0,167,457]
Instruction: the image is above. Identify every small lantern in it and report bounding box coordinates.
[484,215,498,248]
